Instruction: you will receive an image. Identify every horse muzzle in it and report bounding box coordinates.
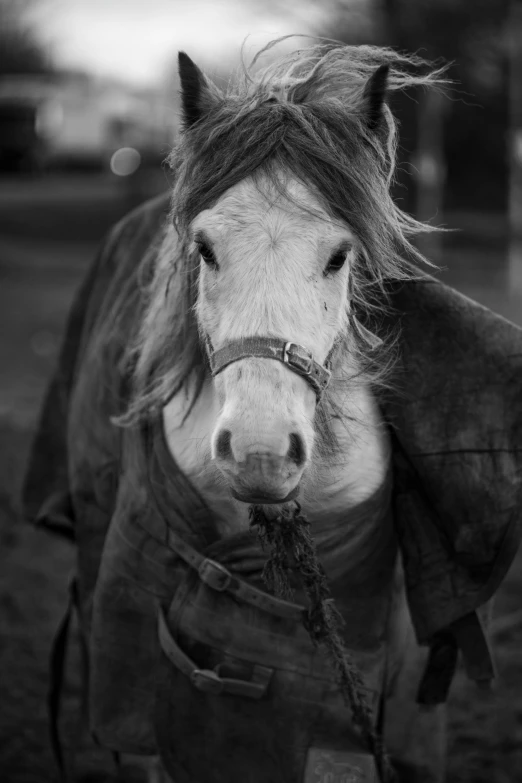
[231,484,301,505]
[214,442,305,505]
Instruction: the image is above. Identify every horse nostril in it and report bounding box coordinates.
[215,429,232,461]
[287,433,306,466]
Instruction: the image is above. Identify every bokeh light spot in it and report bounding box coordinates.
[110,147,141,176]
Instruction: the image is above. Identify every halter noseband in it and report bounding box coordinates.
[206,336,332,400]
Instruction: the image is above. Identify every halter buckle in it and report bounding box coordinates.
[283,342,312,376]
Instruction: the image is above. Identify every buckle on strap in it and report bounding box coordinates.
[190,665,272,699]
[198,558,233,591]
[283,341,312,375]
[190,668,224,695]
[159,608,273,700]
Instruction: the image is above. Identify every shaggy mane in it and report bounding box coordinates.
[116,37,449,428]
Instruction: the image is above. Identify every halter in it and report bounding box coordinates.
[206,336,332,400]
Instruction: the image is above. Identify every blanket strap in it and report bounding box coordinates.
[165,526,306,621]
[451,611,496,685]
[49,578,122,781]
[49,580,76,780]
[158,606,273,698]
[417,611,495,705]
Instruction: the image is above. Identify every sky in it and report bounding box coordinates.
[32,0,329,86]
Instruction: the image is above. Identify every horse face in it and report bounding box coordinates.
[192,173,355,504]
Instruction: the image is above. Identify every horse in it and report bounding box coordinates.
[117,39,447,782]
[32,39,457,783]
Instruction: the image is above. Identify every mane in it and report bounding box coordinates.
[116,37,449,429]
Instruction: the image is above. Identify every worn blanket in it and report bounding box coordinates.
[23,193,522,756]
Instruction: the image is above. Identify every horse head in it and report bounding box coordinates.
[122,39,444,508]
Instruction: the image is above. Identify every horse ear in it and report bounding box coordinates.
[178,51,218,129]
[361,64,389,132]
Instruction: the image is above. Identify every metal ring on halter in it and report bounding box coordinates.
[283,342,312,376]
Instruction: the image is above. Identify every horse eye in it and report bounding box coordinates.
[324,248,348,275]
[197,242,218,269]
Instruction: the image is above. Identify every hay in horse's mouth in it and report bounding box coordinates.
[249,501,341,610]
[248,500,395,783]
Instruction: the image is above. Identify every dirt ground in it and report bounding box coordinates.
[0,174,521,782]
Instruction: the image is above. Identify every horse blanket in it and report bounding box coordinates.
[22,193,522,771]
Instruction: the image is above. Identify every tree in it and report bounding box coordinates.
[0,0,52,76]
[508,0,522,289]
[317,0,509,263]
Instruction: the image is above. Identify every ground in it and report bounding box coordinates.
[0,173,521,782]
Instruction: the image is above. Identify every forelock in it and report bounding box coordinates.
[168,39,449,297]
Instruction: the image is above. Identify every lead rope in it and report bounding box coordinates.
[249,501,395,783]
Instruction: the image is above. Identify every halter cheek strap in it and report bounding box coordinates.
[206,336,332,400]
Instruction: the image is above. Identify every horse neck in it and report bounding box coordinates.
[305,371,391,511]
[162,359,391,544]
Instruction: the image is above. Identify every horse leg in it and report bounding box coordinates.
[383,567,447,783]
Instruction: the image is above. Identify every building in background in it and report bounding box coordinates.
[0,70,176,173]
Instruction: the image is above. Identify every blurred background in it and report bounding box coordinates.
[0,1,521,781]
